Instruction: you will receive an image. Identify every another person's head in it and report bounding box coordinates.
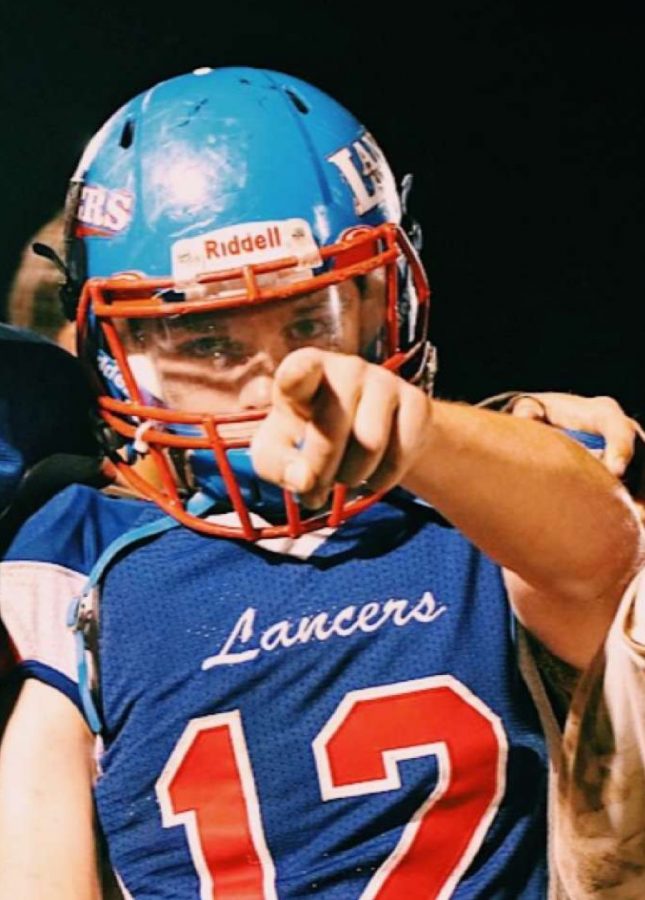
[6,211,76,354]
[62,66,433,537]
[0,324,99,541]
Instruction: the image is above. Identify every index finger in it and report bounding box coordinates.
[250,349,327,494]
[273,348,326,418]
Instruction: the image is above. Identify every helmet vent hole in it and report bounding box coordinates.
[239,78,251,85]
[120,120,135,149]
[284,88,309,115]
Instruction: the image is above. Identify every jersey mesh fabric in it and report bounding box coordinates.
[3,486,549,898]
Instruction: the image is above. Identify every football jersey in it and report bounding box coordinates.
[1,483,553,899]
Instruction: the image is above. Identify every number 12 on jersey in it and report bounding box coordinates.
[157,675,507,899]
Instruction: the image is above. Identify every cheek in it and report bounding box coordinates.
[166,382,236,415]
[359,292,387,350]
[341,318,361,354]
[155,359,236,414]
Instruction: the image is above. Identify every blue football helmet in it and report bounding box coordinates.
[63,66,433,539]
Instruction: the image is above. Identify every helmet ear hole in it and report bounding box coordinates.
[119,119,135,149]
[284,87,310,115]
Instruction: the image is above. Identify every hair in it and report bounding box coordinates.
[6,211,69,345]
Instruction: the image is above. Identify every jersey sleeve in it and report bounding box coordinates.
[555,567,645,898]
[0,483,147,716]
[0,560,87,711]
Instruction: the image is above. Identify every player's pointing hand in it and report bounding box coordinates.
[250,347,432,509]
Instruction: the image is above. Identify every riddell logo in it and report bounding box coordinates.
[204,225,282,260]
[172,219,322,282]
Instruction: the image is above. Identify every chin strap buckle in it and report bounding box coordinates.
[67,592,102,734]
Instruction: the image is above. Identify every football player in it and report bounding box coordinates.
[0,67,641,899]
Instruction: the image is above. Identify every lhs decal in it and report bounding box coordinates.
[328,132,387,215]
[75,184,133,236]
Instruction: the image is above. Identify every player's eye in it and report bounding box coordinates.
[286,316,336,344]
[175,336,247,369]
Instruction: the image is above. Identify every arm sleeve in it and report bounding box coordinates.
[555,567,645,898]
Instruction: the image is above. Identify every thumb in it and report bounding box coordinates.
[510,395,547,421]
[603,448,631,478]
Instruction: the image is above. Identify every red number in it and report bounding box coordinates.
[156,711,277,900]
[157,677,506,899]
[313,676,507,899]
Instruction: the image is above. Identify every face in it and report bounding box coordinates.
[123,275,386,421]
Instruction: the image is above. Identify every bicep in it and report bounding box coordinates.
[0,679,100,900]
[503,567,617,670]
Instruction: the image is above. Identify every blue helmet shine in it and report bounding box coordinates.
[65,66,432,540]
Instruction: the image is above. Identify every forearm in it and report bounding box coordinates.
[0,681,100,900]
[402,400,643,603]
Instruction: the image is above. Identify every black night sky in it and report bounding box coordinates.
[0,2,643,415]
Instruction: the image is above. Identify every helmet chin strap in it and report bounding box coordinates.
[114,434,298,522]
[67,490,217,734]
[188,446,294,516]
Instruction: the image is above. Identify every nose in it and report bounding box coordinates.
[238,372,274,410]
[237,347,280,411]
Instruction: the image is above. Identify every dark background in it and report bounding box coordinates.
[0,2,643,414]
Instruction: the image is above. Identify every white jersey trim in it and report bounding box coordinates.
[0,560,87,686]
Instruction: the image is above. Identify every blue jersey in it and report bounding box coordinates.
[1,484,552,899]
